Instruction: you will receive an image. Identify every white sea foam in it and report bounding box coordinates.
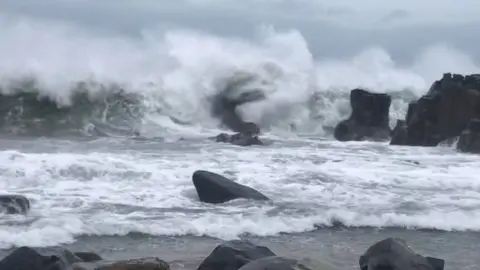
[1,140,480,248]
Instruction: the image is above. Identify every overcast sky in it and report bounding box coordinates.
[3,0,480,63]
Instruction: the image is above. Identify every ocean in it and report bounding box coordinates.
[1,1,480,270]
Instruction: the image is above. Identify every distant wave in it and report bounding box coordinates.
[0,15,479,138]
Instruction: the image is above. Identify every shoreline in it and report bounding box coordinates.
[1,227,478,270]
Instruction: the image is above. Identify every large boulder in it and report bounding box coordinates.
[72,258,169,270]
[359,238,444,270]
[457,118,480,153]
[0,246,75,270]
[391,73,480,146]
[334,89,392,141]
[0,194,30,214]
[192,170,269,204]
[213,132,263,146]
[197,240,275,270]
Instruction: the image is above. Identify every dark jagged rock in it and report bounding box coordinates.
[391,73,480,146]
[74,252,103,262]
[197,240,275,270]
[390,120,407,145]
[213,132,263,146]
[192,170,269,204]
[0,194,30,214]
[0,246,72,270]
[359,238,444,270]
[334,88,392,141]
[72,257,169,270]
[457,118,480,153]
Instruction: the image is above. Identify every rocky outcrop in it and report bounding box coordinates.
[0,246,77,270]
[197,240,275,270]
[457,118,480,153]
[73,258,169,270]
[213,132,263,146]
[359,238,444,270]
[334,88,392,141]
[391,73,480,146]
[0,247,168,270]
[0,194,30,214]
[192,170,269,204]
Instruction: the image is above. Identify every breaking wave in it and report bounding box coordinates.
[1,15,479,138]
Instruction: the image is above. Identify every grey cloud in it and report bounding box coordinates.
[3,0,480,65]
[379,9,409,24]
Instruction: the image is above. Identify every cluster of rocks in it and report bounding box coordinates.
[334,73,480,154]
[211,122,263,147]
[0,237,444,270]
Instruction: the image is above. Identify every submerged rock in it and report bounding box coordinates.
[192,170,269,204]
[334,88,391,142]
[359,238,444,270]
[214,132,263,146]
[74,252,103,262]
[197,240,275,270]
[0,194,30,214]
[72,257,169,270]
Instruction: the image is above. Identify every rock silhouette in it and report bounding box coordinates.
[334,88,391,141]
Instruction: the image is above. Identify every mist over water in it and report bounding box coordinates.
[2,0,480,252]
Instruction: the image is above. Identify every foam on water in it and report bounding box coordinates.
[1,139,480,248]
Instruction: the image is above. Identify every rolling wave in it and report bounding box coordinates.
[2,15,479,139]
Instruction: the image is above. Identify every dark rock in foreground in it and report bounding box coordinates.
[457,118,480,153]
[0,246,72,270]
[0,246,168,270]
[73,257,169,270]
[391,73,480,147]
[197,240,275,270]
[214,132,263,146]
[359,238,444,270]
[192,170,269,204]
[0,194,30,214]
[334,88,391,142]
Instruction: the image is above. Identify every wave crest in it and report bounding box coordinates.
[1,15,479,138]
